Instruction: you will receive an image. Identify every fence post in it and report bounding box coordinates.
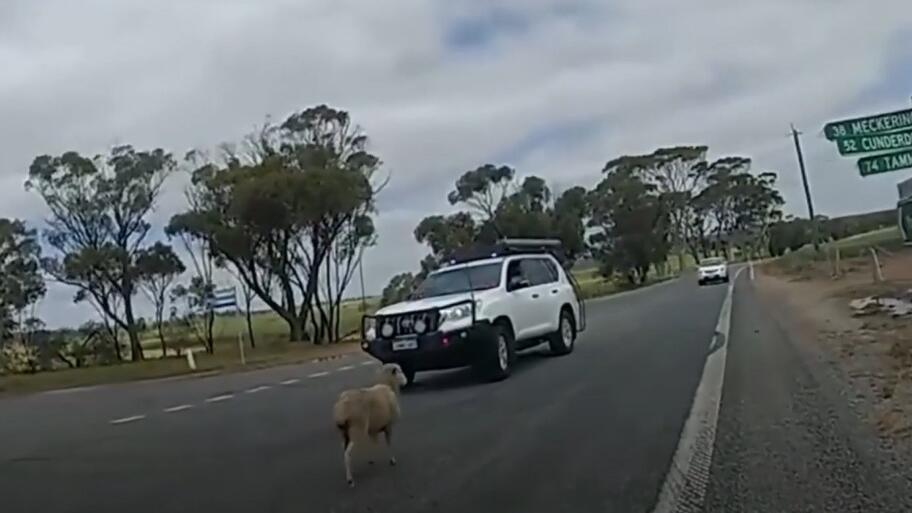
[185,349,197,371]
[869,247,884,283]
[835,247,842,277]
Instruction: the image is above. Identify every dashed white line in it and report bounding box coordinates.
[280,378,300,385]
[308,371,329,378]
[163,404,193,413]
[245,385,272,394]
[110,415,145,425]
[337,365,354,372]
[205,394,234,403]
[361,360,378,366]
[45,385,98,395]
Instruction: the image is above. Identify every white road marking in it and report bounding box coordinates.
[308,371,330,378]
[205,394,234,403]
[651,266,743,513]
[361,360,377,366]
[163,404,193,413]
[245,385,272,394]
[44,385,98,395]
[110,415,145,425]
[280,378,300,385]
[337,365,354,372]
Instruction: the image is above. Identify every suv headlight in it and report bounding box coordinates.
[440,303,473,322]
[439,301,480,327]
[363,317,377,341]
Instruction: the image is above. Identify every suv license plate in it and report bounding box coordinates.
[392,339,418,351]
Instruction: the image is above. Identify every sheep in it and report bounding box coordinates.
[332,362,408,487]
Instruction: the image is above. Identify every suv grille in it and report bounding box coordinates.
[376,310,439,338]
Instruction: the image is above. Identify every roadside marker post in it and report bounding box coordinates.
[185,349,197,370]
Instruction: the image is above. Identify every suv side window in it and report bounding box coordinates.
[522,258,556,286]
[539,258,561,282]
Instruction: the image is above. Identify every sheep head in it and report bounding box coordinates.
[379,363,408,390]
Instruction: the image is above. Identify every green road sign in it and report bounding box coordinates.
[824,108,912,140]
[857,148,912,176]
[836,127,912,155]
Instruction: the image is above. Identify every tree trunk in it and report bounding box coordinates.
[205,311,215,354]
[156,303,167,358]
[157,321,167,358]
[120,288,144,361]
[245,301,256,349]
[288,315,305,343]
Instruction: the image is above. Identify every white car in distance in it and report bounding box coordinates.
[697,257,729,286]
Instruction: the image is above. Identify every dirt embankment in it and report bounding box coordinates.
[757,246,912,442]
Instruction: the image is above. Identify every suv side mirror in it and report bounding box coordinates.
[508,275,531,291]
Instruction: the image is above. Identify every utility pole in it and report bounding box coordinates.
[791,124,820,251]
[358,254,367,312]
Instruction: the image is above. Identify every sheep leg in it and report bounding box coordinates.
[383,428,397,466]
[340,427,355,487]
[344,439,355,487]
[368,431,379,465]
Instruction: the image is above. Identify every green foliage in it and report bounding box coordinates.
[414,167,590,278]
[0,340,40,374]
[447,164,515,223]
[768,218,813,257]
[588,168,669,284]
[25,145,174,361]
[136,242,186,356]
[168,105,381,343]
[381,273,417,306]
[0,219,45,337]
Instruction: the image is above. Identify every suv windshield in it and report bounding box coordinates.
[414,262,502,299]
[700,257,725,266]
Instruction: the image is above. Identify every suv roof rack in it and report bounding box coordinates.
[444,238,568,266]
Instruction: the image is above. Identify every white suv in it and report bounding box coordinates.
[361,240,585,385]
[697,257,729,286]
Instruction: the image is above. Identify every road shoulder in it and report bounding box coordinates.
[703,277,912,512]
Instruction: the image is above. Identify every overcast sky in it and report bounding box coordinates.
[3,0,912,328]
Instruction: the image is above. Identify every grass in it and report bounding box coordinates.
[137,298,377,356]
[769,226,905,277]
[0,335,361,396]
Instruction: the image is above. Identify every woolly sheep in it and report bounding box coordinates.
[332,362,408,487]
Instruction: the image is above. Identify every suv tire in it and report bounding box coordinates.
[480,322,515,382]
[400,364,417,388]
[549,308,576,356]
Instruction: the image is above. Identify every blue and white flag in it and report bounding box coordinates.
[207,287,238,311]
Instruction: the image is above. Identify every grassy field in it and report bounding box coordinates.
[770,226,905,276]
[0,336,361,396]
[137,298,376,357]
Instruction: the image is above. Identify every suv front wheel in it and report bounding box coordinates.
[549,308,576,356]
[480,323,515,382]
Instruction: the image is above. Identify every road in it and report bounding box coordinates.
[2,272,909,513]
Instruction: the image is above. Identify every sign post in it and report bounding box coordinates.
[210,287,245,365]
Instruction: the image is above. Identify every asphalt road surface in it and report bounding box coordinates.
[2,272,908,513]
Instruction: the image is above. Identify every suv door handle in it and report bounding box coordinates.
[531,293,540,299]
[550,289,559,294]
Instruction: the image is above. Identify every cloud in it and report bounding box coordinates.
[2,0,911,327]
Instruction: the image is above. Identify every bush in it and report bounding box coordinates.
[0,341,41,374]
